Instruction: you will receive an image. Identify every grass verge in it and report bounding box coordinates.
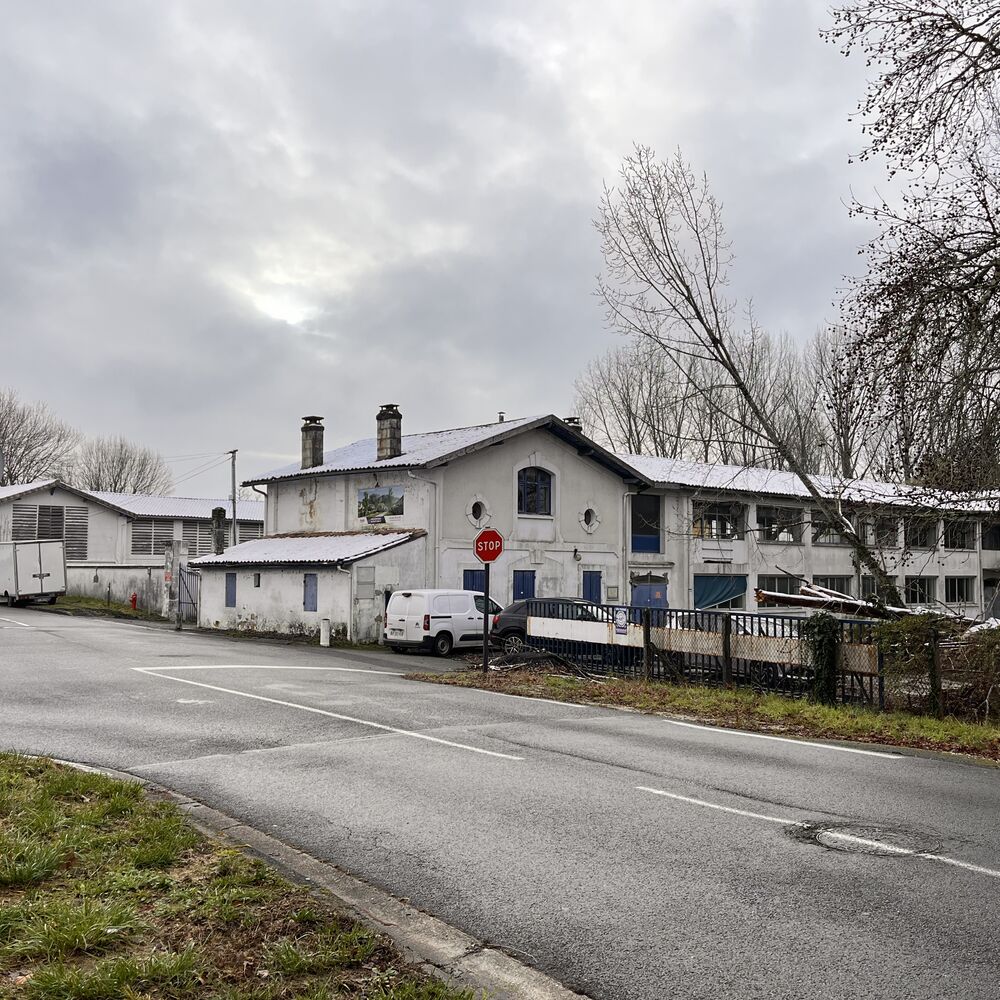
[0,753,477,999]
[408,669,1000,762]
[33,595,165,622]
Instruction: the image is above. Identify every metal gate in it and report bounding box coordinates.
[178,566,199,622]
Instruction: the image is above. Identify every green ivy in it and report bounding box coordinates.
[799,612,841,705]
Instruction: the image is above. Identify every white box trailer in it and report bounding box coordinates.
[0,540,67,606]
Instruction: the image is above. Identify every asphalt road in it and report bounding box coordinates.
[2,606,999,999]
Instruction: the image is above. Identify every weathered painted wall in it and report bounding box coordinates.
[67,564,162,609]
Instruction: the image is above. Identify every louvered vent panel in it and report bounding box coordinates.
[152,521,175,553]
[182,521,214,557]
[238,522,262,543]
[64,507,88,561]
[131,520,153,555]
[12,505,37,541]
[36,505,64,540]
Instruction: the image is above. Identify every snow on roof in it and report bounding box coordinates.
[248,415,544,483]
[90,492,264,521]
[0,480,56,502]
[618,454,1000,512]
[190,530,423,567]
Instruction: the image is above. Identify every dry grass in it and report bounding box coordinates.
[408,669,1000,762]
[0,753,476,999]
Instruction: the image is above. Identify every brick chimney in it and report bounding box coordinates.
[301,415,325,469]
[376,404,402,461]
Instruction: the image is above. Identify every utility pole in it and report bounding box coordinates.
[228,449,238,548]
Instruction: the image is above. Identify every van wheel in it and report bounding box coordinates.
[432,633,453,657]
[3,593,13,608]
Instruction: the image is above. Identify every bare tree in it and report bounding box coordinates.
[0,388,79,486]
[67,435,173,494]
[596,145,902,599]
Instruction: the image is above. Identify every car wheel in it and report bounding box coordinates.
[502,631,526,655]
[432,632,453,657]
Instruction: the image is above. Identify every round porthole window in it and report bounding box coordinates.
[466,496,491,528]
[580,507,600,533]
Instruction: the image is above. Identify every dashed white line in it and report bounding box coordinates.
[133,668,524,761]
[147,664,404,676]
[0,616,31,628]
[637,785,1000,880]
[665,719,901,758]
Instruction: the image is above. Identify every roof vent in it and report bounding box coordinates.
[564,415,582,428]
[377,404,402,461]
[301,416,325,469]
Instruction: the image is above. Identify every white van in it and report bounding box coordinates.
[383,589,502,656]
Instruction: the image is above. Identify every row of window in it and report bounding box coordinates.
[757,574,977,606]
[131,519,262,556]
[630,496,1000,553]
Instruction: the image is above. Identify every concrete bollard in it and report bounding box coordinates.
[320,618,331,647]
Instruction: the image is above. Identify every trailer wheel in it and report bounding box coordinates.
[46,594,58,605]
[3,593,13,608]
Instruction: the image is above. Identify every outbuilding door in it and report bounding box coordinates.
[303,573,318,612]
[582,571,602,603]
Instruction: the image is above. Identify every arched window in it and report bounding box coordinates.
[517,467,552,515]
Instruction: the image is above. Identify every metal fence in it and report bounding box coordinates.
[523,601,883,708]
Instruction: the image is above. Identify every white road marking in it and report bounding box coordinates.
[176,699,214,704]
[637,785,799,826]
[147,664,405,676]
[666,718,901,758]
[637,785,1000,880]
[0,616,31,628]
[133,668,524,761]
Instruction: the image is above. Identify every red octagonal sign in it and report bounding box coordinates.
[473,527,504,563]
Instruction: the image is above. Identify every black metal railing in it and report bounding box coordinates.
[523,600,882,708]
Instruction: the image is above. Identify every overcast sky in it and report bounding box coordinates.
[1,0,887,496]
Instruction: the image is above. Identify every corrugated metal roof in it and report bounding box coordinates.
[0,480,56,502]
[618,454,998,512]
[247,415,544,483]
[90,492,264,521]
[190,530,421,567]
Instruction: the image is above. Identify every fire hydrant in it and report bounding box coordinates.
[130,592,138,610]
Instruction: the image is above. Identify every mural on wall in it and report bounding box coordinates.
[358,486,404,525]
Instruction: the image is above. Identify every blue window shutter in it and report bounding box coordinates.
[463,569,486,593]
[582,571,602,603]
[225,572,237,608]
[513,570,536,600]
[303,573,318,612]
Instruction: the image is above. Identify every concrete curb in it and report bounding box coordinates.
[56,759,589,1000]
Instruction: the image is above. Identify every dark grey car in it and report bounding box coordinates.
[490,597,607,655]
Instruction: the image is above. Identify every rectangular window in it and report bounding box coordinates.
[811,511,850,545]
[812,576,853,597]
[945,577,975,604]
[36,505,64,540]
[692,502,744,540]
[904,576,936,605]
[983,523,1000,550]
[253,573,261,588]
[131,519,174,556]
[225,572,237,608]
[756,574,799,608]
[943,521,975,550]
[631,494,661,553]
[303,573,318,612]
[861,575,898,601]
[182,521,216,557]
[10,503,88,559]
[693,574,746,610]
[463,569,486,593]
[904,518,937,550]
[861,516,898,549]
[755,506,802,544]
[513,570,536,600]
[582,570,602,603]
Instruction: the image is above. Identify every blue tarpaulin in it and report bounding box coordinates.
[693,574,747,609]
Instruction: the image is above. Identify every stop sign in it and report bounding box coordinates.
[473,527,504,563]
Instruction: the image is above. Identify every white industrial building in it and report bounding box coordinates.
[0,481,263,608]
[193,403,1000,639]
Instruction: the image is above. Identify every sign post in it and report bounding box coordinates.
[473,527,504,673]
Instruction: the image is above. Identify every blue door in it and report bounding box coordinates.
[582,571,602,603]
[463,569,486,593]
[513,570,535,600]
[303,573,318,612]
[224,572,236,608]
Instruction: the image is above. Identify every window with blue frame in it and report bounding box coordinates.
[513,570,536,600]
[224,573,236,608]
[582,570,602,603]
[463,569,486,593]
[517,467,552,516]
[303,573,318,612]
[631,493,660,552]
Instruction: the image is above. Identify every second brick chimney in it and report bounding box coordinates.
[376,404,402,461]
[301,416,325,469]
